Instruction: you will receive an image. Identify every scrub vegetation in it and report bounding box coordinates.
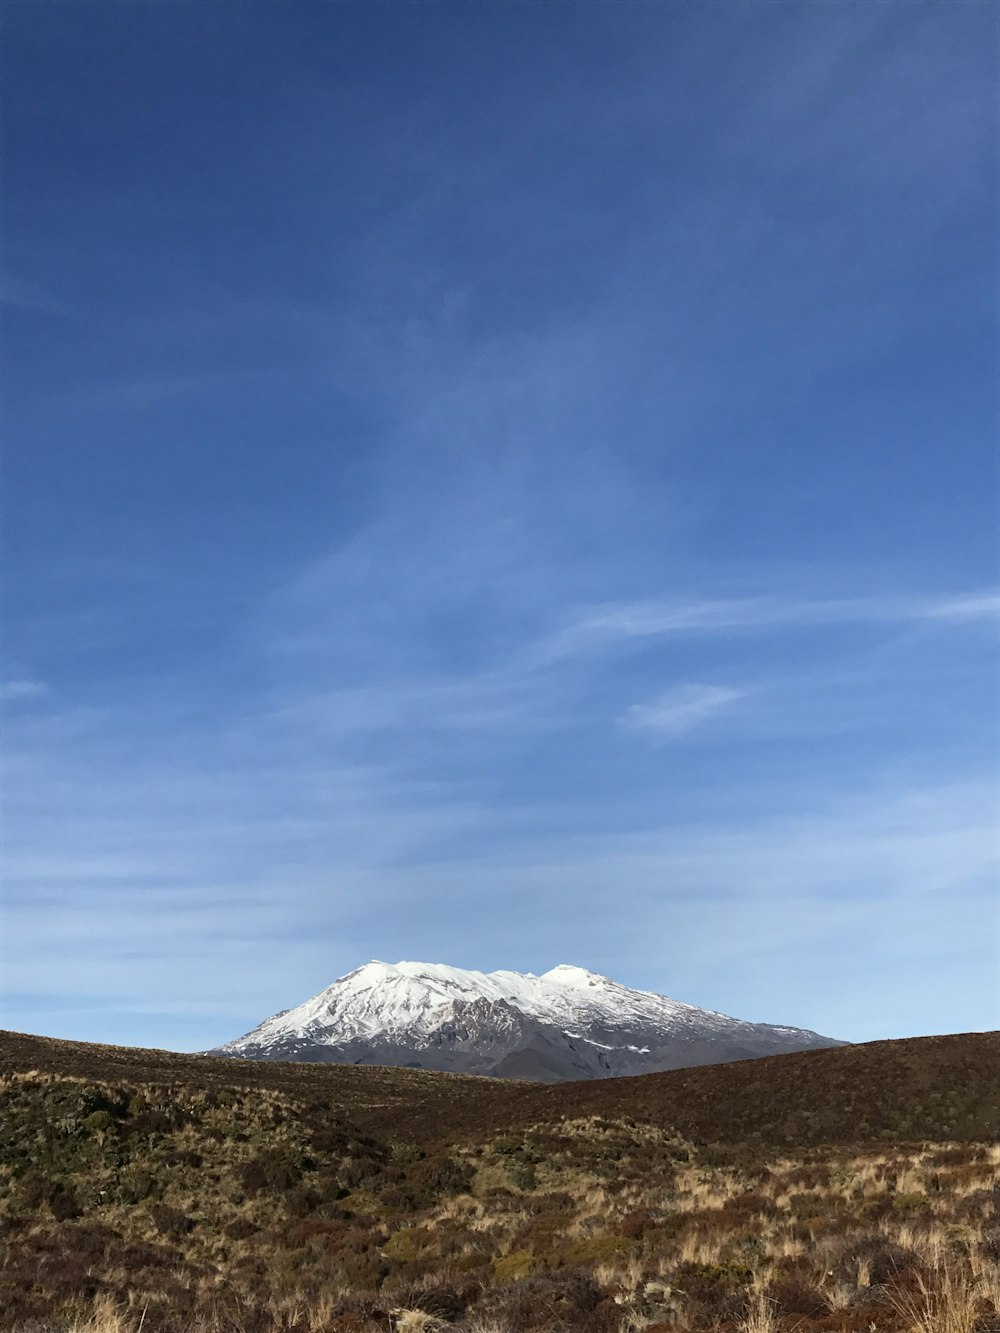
[1,1029,997,1333]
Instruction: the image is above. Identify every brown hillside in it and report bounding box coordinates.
[2,1027,997,1152]
[1,1027,999,1333]
[533,1030,1000,1153]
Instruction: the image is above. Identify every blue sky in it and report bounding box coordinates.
[2,2,997,1052]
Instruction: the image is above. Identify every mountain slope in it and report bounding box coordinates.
[209,959,843,1079]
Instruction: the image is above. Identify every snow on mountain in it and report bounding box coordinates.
[210,960,844,1081]
[224,960,714,1045]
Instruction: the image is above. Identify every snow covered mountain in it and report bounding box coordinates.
[209,961,843,1081]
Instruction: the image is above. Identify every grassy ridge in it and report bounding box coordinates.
[3,1028,997,1150]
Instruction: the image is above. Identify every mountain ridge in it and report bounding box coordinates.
[209,958,843,1080]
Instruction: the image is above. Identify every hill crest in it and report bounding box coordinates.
[3,1026,996,1152]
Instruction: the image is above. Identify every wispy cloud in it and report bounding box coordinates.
[3,1,994,1055]
[1,679,48,704]
[541,590,1000,661]
[620,684,744,739]
[3,708,996,1047]
[923,593,1000,621]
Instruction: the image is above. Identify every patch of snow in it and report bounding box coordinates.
[220,958,764,1056]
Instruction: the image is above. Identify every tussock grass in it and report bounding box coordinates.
[2,1030,999,1332]
[888,1252,1000,1333]
[737,1292,783,1333]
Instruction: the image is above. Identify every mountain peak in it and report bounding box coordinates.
[541,964,613,987]
[211,958,843,1081]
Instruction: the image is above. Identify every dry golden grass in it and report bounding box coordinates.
[2,1030,998,1333]
[889,1253,1000,1333]
[215,1191,1000,1333]
[392,1312,448,1332]
[737,1292,783,1333]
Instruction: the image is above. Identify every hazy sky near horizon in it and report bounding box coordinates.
[2,2,997,1052]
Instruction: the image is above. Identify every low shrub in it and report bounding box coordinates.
[671,1260,754,1325]
[491,1250,546,1281]
[893,1190,930,1213]
[149,1204,194,1238]
[236,1147,303,1195]
[766,1276,830,1317]
[560,1235,631,1267]
[83,1109,117,1134]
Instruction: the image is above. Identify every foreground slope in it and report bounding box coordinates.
[1,1028,997,1333]
[209,959,844,1080]
[1,1027,999,1333]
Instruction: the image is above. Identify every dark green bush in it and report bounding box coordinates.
[492,1137,522,1157]
[83,1110,116,1134]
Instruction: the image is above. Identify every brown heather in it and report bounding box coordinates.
[0,1029,997,1333]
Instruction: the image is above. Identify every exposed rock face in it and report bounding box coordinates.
[208,960,844,1081]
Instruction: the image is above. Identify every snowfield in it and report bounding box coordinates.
[212,959,841,1080]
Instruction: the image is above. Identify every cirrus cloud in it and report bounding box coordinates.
[620,683,745,738]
